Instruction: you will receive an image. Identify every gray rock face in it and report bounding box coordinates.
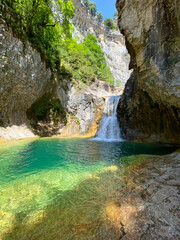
[0,19,51,139]
[115,151,180,239]
[71,0,132,86]
[116,0,180,144]
[0,18,121,139]
[56,79,122,133]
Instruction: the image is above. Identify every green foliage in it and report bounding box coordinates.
[27,94,67,123]
[59,34,114,85]
[116,80,122,87]
[104,18,115,30]
[143,91,157,108]
[1,0,114,85]
[82,0,97,17]
[82,0,90,9]
[97,12,103,22]
[89,2,97,16]
[168,37,180,51]
[113,12,118,21]
[0,0,74,70]
[149,79,155,87]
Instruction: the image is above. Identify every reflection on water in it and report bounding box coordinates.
[0,138,177,186]
[0,138,177,240]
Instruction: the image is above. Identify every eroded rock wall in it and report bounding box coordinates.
[0,17,121,139]
[116,0,180,144]
[56,79,122,135]
[0,0,130,140]
[25,78,121,138]
[72,0,132,86]
[0,19,51,139]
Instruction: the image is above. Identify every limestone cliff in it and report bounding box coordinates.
[0,10,122,140]
[0,19,51,139]
[56,79,121,135]
[0,17,120,139]
[72,0,131,86]
[116,0,180,144]
[26,78,121,138]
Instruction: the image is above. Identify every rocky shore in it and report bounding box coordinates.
[112,150,180,239]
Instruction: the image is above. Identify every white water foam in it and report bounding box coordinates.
[94,95,123,141]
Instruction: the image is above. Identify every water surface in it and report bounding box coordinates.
[0,138,177,240]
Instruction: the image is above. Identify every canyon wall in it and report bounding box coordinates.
[56,79,121,135]
[0,18,120,139]
[116,0,180,144]
[0,0,129,140]
[72,0,131,86]
[0,0,131,140]
[0,19,51,139]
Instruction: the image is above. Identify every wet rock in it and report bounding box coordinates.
[56,79,122,134]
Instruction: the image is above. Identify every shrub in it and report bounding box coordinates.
[113,12,118,21]
[27,94,67,123]
[1,0,114,85]
[0,0,74,70]
[82,0,90,9]
[60,34,114,85]
[104,18,115,30]
[89,2,97,16]
[97,12,103,22]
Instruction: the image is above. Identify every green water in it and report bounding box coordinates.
[0,138,177,240]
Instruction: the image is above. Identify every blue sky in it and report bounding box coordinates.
[92,0,117,20]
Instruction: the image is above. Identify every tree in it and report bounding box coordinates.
[89,2,97,16]
[104,18,115,30]
[1,0,75,70]
[82,0,89,9]
[97,12,103,22]
[113,11,118,21]
[60,34,114,85]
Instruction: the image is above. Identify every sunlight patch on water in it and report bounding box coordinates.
[0,164,125,240]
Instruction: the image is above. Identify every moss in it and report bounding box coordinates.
[149,79,156,87]
[67,113,80,126]
[93,107,97,113]
[26,94,67,125]
[142,91,157,108]
[168,37,180,51]
[168,57,179,65]
[0,120,4,127]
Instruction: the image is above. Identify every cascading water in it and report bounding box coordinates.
[95,95,123,141]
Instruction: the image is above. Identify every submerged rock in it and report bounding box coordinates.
[0,145,179,239]
[116,0,180,144]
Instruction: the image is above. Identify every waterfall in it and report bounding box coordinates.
[95,95,123,141]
